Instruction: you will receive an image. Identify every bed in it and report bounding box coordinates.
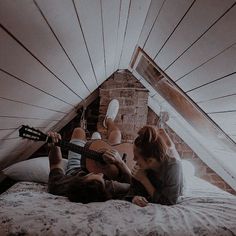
[1,179,236,236]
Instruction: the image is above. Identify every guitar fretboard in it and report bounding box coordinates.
[18,125,106,164]
[57,140,105,164]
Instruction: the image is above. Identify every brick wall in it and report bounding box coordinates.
[98,70,148,142]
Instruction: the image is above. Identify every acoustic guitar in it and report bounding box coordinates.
[19,125,134,179]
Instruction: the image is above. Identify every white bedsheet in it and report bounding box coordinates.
[0,181,236,236]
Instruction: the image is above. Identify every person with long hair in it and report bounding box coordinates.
[127,125,184,207]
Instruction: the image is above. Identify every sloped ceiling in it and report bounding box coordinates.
[0,0,236,189]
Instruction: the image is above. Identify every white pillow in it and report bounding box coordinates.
[2,157,68,183]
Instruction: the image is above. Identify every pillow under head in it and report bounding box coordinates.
[2,157,68,183]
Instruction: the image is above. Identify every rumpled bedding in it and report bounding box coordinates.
[0,181,236,236]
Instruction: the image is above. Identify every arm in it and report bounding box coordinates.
[133,161,183,205]
[158,128,181,160]
[47,132,66,195]
[48,131,64,171]
[157,128,174,149]
[152,162,183,205]
[131,168,156,207]
[123,177,149,207]
[128,169,154,207]
[133,169,155,198]
[116,159,132,183]
[102,149,132,183]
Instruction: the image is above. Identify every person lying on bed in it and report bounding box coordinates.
[47,99,131,203]
[125,125,184,207]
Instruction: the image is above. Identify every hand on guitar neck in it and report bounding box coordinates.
[47,131,64,171]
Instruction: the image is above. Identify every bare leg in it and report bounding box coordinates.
[71,127,87,141]
[106,118,121,145]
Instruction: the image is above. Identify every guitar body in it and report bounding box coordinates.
[85,140,134,179]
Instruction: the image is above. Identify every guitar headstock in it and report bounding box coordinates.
[19,125,47,142]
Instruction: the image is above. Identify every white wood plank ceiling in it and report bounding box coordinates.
[0,0,236,188]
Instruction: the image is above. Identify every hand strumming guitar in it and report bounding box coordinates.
[102,149,123,165]
[102,149,131,183]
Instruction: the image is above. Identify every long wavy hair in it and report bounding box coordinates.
[134,125,169,163]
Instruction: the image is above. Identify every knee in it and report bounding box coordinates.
[108,130,122,145]
[71,128,86,140]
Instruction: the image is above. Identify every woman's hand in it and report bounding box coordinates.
[102,149,123,165]
[132,196,148,207]
[132,168,147,183]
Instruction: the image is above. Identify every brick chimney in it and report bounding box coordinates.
[98,70,148,142]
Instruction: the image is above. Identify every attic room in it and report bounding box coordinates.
[0,0,236,235]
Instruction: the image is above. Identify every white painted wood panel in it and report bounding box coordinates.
[0,70,71,113]
[114,0,130,70]
[230,135,236,142]
[188,73,236,102]
[35,0,98,92]
[119,0,151,69]
[0,129,19,140]
[0,0,89,99]
[138,0,165,48]
[197,95,236,113]
[0,121,58,137]
[74,0,105,85]
[0,151,28,169]
[0,99,64,121]
[209,112,236,130]
[102,0,120,77]
[0,28,80,105]
[0,117,57,131]
[166,4,236,80]
[143,0,193,60]
[177,44,236,91]
[215,122,236,136]
[0,125,54,140]
[0,139,27,154]
[210,149,236,177]
[0,139,39,170]
[156,0,235,69]
[0,129,22,140]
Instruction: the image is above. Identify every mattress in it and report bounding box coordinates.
[0,181,236,236]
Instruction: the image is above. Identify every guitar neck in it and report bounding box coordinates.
[18,125,105,164]
[56,140,105,164]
